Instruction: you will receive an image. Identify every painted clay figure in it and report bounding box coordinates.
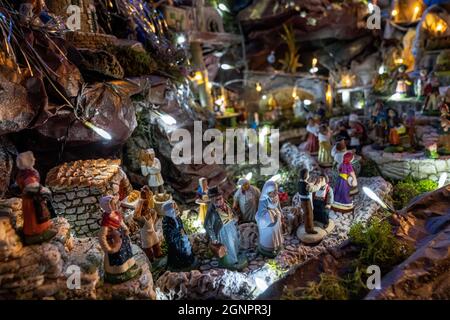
[16,151,57,245]
[348,114,365,154]
[233,178,260,223]
[331,151,357,213]
[99,196,141,283]
[312,176,334,228]
[140,148,165,194]
[196,177,209,223]
[162,200,197,271]
[305,117,320,155]
[134,186,163,262]
[256,180,283,257]
[204,187,247,270]
[318,123,333,167]
[297,168,323,234]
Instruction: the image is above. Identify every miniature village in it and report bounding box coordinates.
[0,0,449,301]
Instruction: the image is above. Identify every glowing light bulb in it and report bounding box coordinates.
[256,82,262,92]
[363,186,395,213]
[218,3,230,12]
[194,71,203,82]
[83,121,112,140]
[262,95,267,100]
[304,99,312,106]
[176,33,186,45]
[391,9,398,17]
[269,174,281,182]
[220,64,235,70]
[438,172,448,188]
[160,114,177,126]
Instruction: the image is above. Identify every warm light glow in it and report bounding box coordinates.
[341,74,353,88]
[391,9,398,17]
[194,71,203,82]
[83,121,112,140]
[363,186,395,213]
[262,95,267,100]
[326,84,332,106]
[256,82,262,92]
[437,22,444,32]
[438,173,448,188]
[394,58,404,65]
[312,58,317,68]
[412,6,420,21]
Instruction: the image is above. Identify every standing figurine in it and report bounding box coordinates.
[256,180,284,258]
[348,114,365,154]
[232,178,260,223]
[334,121,351,147]
[140,148,165,194]
[134,186,163,262]
[162,200,197,271]
[423,72,440,113]
[204,187,247,270]
[196,177,209,223]
[394,64,412,96]
[415,69,428,98]
[297,168,323,235]
[369,100,387,147]
[305,117,319,155]
[404,109,417,148]
[16,151,57,245]
[312,176,334,228]
[331,151,357,213]
[386,108,402,147]
[439,102,450,154]
[99,196,141,284]
[318,123,333,167]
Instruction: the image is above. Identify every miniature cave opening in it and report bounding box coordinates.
[0,0,449,302]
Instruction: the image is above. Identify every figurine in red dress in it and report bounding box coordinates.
[16,151,57,245]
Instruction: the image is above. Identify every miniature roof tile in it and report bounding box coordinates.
[46,159,122,190]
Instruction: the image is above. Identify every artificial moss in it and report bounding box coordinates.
[359,158,381,177]
[107,46,158,77]
[349,218,411,270]
[392,177,437,209]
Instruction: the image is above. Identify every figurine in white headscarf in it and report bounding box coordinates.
[140,148,165,194]
[233,178,260,223]
[255,180,284,258]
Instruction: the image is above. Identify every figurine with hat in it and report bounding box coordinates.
[161,200,197,271]
[204,186,247,270]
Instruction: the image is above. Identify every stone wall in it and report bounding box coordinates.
[65,31,117,50]
[280,142,319,172]
[363,145,450,181]
[46,159,132,237]
[0,215,155,299]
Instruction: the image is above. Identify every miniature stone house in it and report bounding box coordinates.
[46,159,132,237]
